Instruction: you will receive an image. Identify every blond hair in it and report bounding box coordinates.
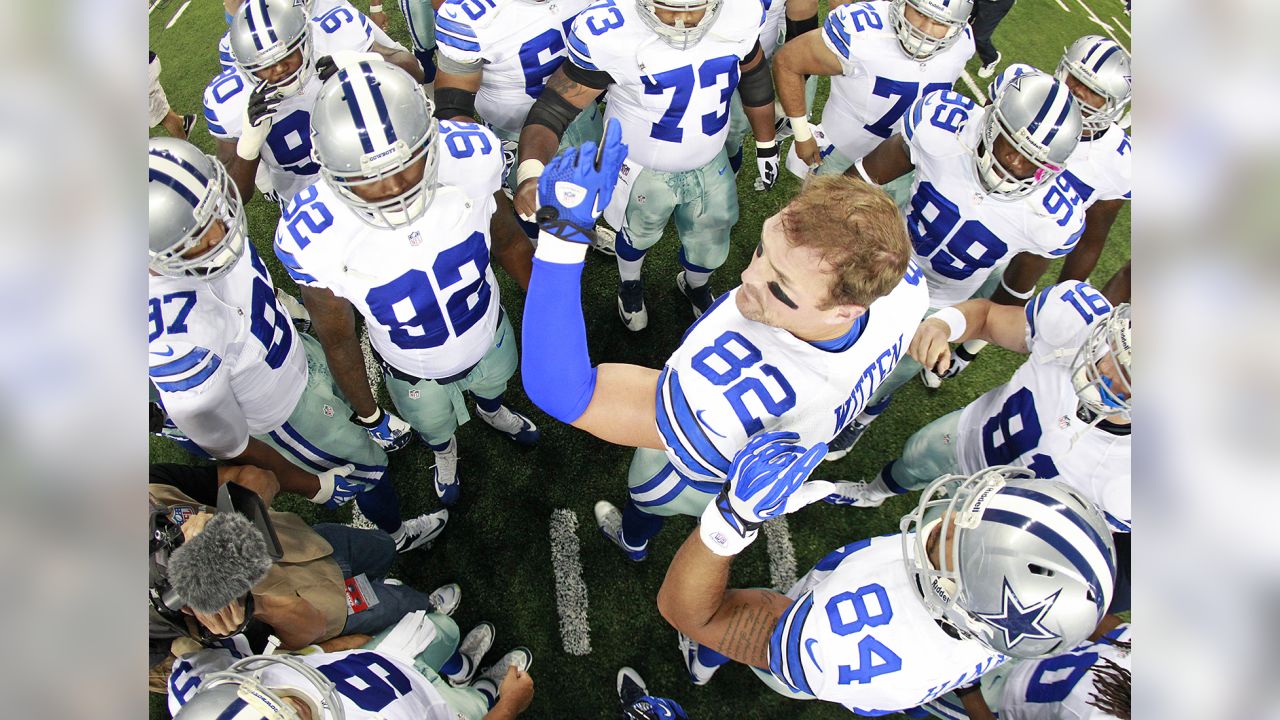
[779,175,911,308]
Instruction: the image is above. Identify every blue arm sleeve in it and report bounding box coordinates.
[521,255,598,424]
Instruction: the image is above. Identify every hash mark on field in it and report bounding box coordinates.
[549,509,592,656]
[164,0,191,29]
[763,517,797,592]
[960,70,987,106]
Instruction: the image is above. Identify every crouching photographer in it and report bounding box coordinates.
[148,463,457,658]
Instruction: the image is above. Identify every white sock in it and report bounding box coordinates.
[445,655,473,684]
[960,339,989,355]
[683,269,712,289]
[618,255,644,282]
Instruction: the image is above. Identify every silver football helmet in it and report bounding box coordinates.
[636,0,724,51]
[229,0,315,99]
[149,138,247,280]
[1072,303,1132,420]
[974,71,1082,200]
[310,59,439,229]
[1055,35,1132,134]
[890,0,974,61]
[901,466,1116,659]
[173,654,345,720]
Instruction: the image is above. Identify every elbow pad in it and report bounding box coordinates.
[523,87,582,139]
[738,51,775,108]
[434,86,477,120]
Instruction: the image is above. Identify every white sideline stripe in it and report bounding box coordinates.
[1072,0,1125,50]
[1111,19,1130,39]
[960,70,987,106]
[549,509,592,656]
[360,327,380,397]
[1054,0,1071,12]
[763,517,797,592]
[164,0,191,29]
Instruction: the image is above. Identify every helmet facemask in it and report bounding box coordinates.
[1072,304,1132,420]
[232,1,316,100]
[636,0,724,51]
[1054,36,1131,135]
[891,0,968,61]
[973,107,1066,200]
[1055,58,1129,134]
[149,151,248,281]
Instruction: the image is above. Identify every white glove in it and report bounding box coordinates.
[309,463,358,508]
[236,80,279,161]
[375,610,438,665]
[754,140,780,192]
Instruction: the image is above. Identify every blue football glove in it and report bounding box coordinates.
[535,117,628,244]
[309,463,371,509]
[351,407,413,453]
[699,432,828,556]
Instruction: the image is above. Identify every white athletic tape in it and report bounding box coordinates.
[549,509,592,656]
[762,517,798,592]
[960,69,987,106]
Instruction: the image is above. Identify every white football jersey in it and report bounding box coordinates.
[820,1,973,162]
[1063,123,1132,209]
[168,647,454,719]
[217,0,394,72]
[435,0,595,135]
[999,624,1132,720]
[759,0,789,58]
[274,121,504,380]
[204,71,326,204]
[565,0,764,172]
[956,281,1131,532]
[769,534,1005,714]
[901,90,1088,308]
[149,244,306,459]
[657,266,928,482]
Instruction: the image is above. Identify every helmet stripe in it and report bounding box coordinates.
[359,62,398,147]
[1091,44,1121,74]
[1080,38,1108,69]
[1025,81,1060,136]
[982,508,1106,608]
[149,150,209,208]
[244,0,264,51]
[998,486,1116,578]
[337,68,376,154]
[214,696,249,720]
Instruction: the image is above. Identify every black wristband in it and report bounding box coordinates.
[433,86,477,120]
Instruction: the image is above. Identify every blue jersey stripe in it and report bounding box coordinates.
[1000,486,1117,578]
[154,355,222,392]
[655,372,720,479]
[267,429,329,472]
[434,12,478,38]
[278,421,386,473]
[784,593,815,695]
[824,20,851,59]
[632,481,687,509]
[1026,285,1053,338]
[984,509,1107,604]
[664,369,730,474]
[566,32,599,71]
[813,537,873,571]
[436,28,482,52]
[1105,511,1131,533]
[150,348,210,378]
[273,242,319,284]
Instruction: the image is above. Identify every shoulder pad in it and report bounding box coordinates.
[568,0,631,71]
[273,184,342,287]
[1025,280,1113,353]
[435,0,485,59]
[311,3,375,53]
[902,89,975,151]
[822,2,889,64]
[437,121,504,197]
[202,69,250,139]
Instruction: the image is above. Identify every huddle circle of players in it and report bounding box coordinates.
[149,0,1132,717]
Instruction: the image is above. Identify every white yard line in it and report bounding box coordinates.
[549,509,592,656]
[960,69,988,105]
[163,0,191,29]
[148,0,164,16]
[763,517,798,592]
[1072,0,1125,50]
[1111,19,1131,39]
[1054,0,1072,13]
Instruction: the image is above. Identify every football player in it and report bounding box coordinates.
[432,0,602,195]
[217,0,411,76]
[513,0,781,329]
[168,610,535,719]
[991,40,1132,309]
[828,72,1085,460]
[851,281,1133,611]
[659,447,1117,715]
[149,138,447,552]
[273,60,539,508]
[206,0,423,206]
[921,621,1131,720]
[773,0,974,184]
[519,123,928,561]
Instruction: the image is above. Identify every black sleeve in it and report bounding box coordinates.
[562,60,615,91]
[149,463,219,505]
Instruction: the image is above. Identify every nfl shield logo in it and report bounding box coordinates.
[636,194,646,204]
[323,405,335,417]
[169,506,194,525]
[409,231,422,247]
[409,389,421,399]
[1059,416,1071,429]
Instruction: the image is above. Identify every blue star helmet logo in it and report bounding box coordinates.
[975,579,1061,651]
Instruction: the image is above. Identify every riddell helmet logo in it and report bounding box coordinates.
[409,231,422,247]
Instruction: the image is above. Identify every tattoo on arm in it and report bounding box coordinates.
[716,595,781,668]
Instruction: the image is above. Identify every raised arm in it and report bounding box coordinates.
[513,65,607,219]
[1058,198,1125,284]
[908,299,1031,375]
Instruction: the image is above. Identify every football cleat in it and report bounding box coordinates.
[181,113,198,137]
[823,420,870,462]
[676,272,716,319]
[594,500,648,562]
[480,647,533,685]
[617,666,648,706]
[476,404,540,446]
[678,632,719,686]
[617,279,649,331]
[448,622,495,686]
[428,436,461,506]
[428,582,462,616]
[977,50,1002,79]
[821,481,892,508]
[394,509,449,553]
[592,224,618,256]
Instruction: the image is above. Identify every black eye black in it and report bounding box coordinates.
[768,281,798,310]
[755,241,763,258]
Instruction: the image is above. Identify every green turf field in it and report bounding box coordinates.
[148,1,1130,717]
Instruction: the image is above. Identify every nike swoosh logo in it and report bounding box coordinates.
[151,345,176,357]
[805,638,824,670]
[696,410,727,438]
[718,166,727,176]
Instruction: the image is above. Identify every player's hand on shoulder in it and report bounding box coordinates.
[535,118,629,244]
